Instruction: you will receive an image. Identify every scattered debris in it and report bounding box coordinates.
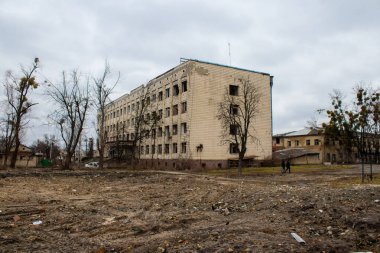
[157,246,166,253]
[13,215,21,222]
[131,226,144,235]
[291,232,306,244]
[32,220,42,225]
[102,217,116,225]
[0,167,379,252]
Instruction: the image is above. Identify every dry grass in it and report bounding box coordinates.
[330,175,380,187]
[203,164,354,177]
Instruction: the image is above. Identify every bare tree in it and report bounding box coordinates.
[30,134,60,160]
[47,70,91,170]
[94,61,119,169]
[217,78,261,175]
[3,58,40,168]
[129,86,152,167]
[0,112,16,166]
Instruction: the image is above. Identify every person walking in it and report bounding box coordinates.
[281,160,286,174]
[286,160,291,173]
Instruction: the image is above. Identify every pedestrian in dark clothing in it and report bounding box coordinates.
[286,160,291,173]
[281,160,286,174]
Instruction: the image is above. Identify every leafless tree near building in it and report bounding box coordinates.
[3,58,40,168]
[129,86,153,167]
[0,111,16,167]
[47,70,91,170]
[217,78,261,175]
[94,61,119,169]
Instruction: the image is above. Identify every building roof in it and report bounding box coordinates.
[180,58,271,76]
[274,128,320,138]
[150,58,272,85]
[106,58,272,108]
[273,148,320,160]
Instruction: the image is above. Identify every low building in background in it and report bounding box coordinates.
[102,59,274,169]
[273,128,361,165]
[0,144,40,168]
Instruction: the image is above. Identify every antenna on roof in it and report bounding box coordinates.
[228,42,231,66]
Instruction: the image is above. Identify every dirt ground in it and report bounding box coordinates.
[0,166,379,253]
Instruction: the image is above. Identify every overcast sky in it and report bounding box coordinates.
[1,0,380,145]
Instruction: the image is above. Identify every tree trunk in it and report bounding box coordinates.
[99,148,104,169]
[10,139,20,168]
[3,155,9,167]
[63,153,73,170]
[238,153,244,176]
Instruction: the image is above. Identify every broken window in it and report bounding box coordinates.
[151,128,156,138]
[181,101,187,113]
[152,111,159,120]
[165,144,170,154]
[230,143,239,154]
[314,139,320,145]
[145,145,149,154]
[230,124,239,135]
[152,145,156,154]
[173,84,179,96]
[230,104,239,115]
[158,109,163,118]
[173,104,178,116]
[181,123,187,134]
[287,141,291,147]
[151,94,156,102]
[165,107,170,117]
[182,80,187,92]
[165,88,170,98]
[165,125,170,137]
[229,85,239,96]
[158,91,163,101]
[306,140,310,146]
[295,140,300,146]
[158,144,162,154]
[172,124,178,135]
[181,142,187,153]
[173,143,178,153]
[158,127,163,137]
[276,137,280,144]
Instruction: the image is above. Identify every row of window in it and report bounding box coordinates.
[106,102,187,132]
[140,142,187,155]
[106,81,188,121]
[287,139,320,147]
[107,123,188,141]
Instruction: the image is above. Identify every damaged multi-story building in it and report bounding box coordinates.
[102,59,273,169]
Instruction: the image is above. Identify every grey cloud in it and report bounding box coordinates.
[1,0,380,143]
